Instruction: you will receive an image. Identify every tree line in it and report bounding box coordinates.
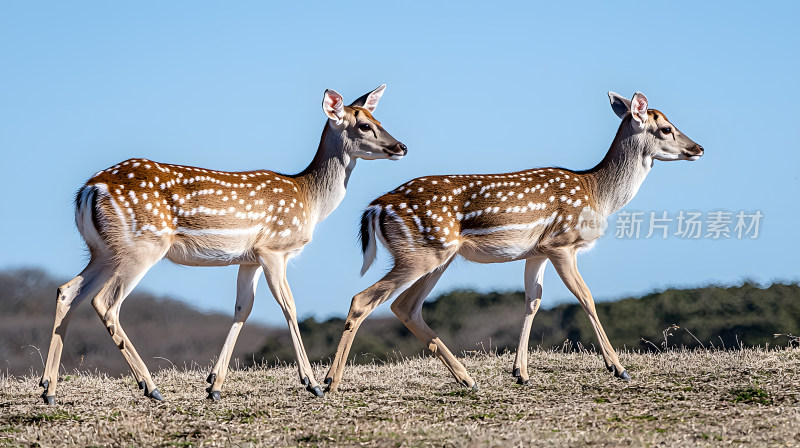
[1,268,797,376]
[254,281,800,365]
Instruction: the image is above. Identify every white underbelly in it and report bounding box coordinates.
[458,242,541,264]
[165,235,258,266]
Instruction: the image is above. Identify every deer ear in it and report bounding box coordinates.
[630,92,648,127]
[323,89,345,124]
[608,91,631,119]
[349,84,386,113]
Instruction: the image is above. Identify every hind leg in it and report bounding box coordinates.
[40,259,113,404]
[91,258,165,400]
[324,263,432,393]
[389,257,479,389]
[205,264,261,400]
[108,293,147,391]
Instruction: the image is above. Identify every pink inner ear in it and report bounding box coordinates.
[632,93,648,115]
[325,93,343,112]
[364,93,382,111]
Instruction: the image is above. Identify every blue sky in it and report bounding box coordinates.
[1,2,798,326]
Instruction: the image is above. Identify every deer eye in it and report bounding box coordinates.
[358,123,372,132]
[661,127,672,134]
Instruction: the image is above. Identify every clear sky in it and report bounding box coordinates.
[1,2,798,326]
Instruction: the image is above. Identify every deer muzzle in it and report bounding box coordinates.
[386,142,408,160]
[684,143,704,160]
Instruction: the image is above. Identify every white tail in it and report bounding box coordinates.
[324,91,703,392]
[39,85,407,404]
[359,205,383,276]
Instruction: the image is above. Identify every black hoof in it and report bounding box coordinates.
[148,388,164,401]
[516,377,530,386]
[606,364,614,373]
[324,377,332,386]
[138,380,146,390]
[461,379,478,391]
[207,390,220,401]
[40,380,54,404]
[307,385,325,398]
[512,367,521,378]
[301,376,310,386]
[206,373,216,385]
[611,365,631,381]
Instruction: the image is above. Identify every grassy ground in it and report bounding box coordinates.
[1,348,798,447]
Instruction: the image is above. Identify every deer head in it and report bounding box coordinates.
[322,84,408,161]
[609,91,704,162]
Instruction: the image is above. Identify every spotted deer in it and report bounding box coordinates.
[324,91,703,392]
[39,85,407,404]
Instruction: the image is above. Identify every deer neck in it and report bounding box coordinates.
[294,124,356,223]
[586,125,653,217]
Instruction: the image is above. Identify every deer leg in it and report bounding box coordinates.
[91,262,165,400]
[206,264,261,400]
[390,258,480,390]
[512,257,548,385]
[547,248,629,381]
[40,260,112,404]
[259,252,323,398]
[324,266,428,393]
[107,300,147,390]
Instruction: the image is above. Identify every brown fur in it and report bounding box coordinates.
[88,159,314,258]
[348,106,382,126]
[324,93,703,393]
[371,168,598,259]
[38,85,406,403]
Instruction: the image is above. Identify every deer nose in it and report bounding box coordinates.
[694,144,704,155]
[393,142,408,155]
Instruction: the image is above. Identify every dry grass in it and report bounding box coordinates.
[1,348,799,447]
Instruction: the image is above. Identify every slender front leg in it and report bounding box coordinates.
[547,247,629,380]
[324,265,428,393]
[512,257,548,385]
[206,264,262,400]
[258,252,323,397]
